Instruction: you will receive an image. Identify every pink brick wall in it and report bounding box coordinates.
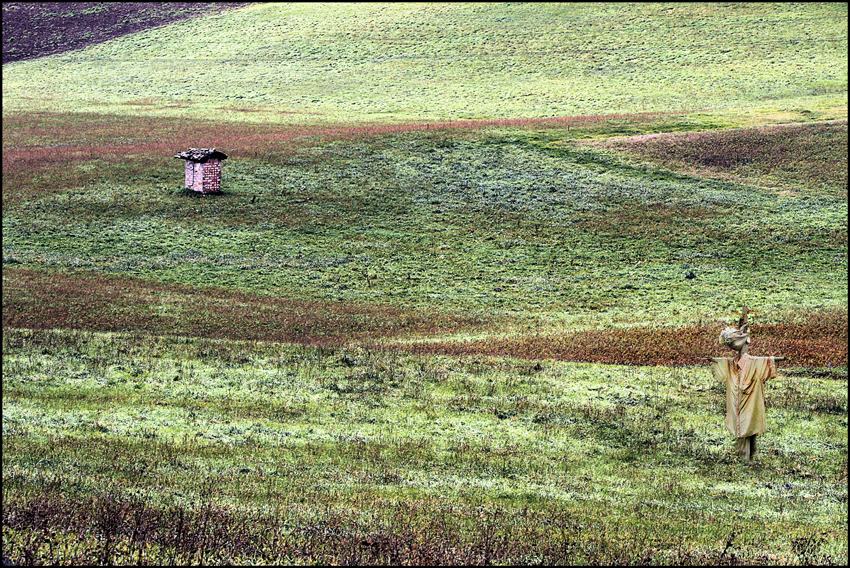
[184,159,222,193]
[203,159,222,193]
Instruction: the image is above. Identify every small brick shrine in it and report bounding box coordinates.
[174,148,228,193]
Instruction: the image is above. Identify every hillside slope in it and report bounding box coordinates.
[1,2,252,63]
[2,2,846,123]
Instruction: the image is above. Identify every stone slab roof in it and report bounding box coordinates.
[174,148,228,162]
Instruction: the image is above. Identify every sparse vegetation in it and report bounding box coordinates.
[2,2,847,565]
[3,329,847,565]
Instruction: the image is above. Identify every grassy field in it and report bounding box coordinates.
[3,329,847,564]
[2,2,848,565]
[2,3,847,122]
[3,114,847,352]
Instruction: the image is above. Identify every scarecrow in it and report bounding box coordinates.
[709,307,786,460]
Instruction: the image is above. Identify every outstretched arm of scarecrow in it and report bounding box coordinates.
[700,356,787,361]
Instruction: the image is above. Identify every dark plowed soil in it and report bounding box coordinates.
[2,2,252,64]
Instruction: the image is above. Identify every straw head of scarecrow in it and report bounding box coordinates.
[719,325,750,352]
[719,306,752,353]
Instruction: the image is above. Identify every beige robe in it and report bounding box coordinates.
[710,354,777,437]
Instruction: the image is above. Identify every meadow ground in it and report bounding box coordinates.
[2,2,848,565]
[2,328,847,565]
[2,3,847,122]
[2,109,847,566]
[3,112,847,357]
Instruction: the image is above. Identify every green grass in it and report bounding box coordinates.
[2,3,846,123]
[3,328,847,564]
[3,121,847,329]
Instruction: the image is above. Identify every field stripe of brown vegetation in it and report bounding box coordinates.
[403,311,848,368]
[5,267,845,367]
[602,120,848,195]
[1,268,492,346]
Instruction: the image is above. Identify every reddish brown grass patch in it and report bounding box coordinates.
[2,268,492,346]
[578,203,722,242]
[401,310,847,367]
[4,267,845,367]
[603,120,848,195]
